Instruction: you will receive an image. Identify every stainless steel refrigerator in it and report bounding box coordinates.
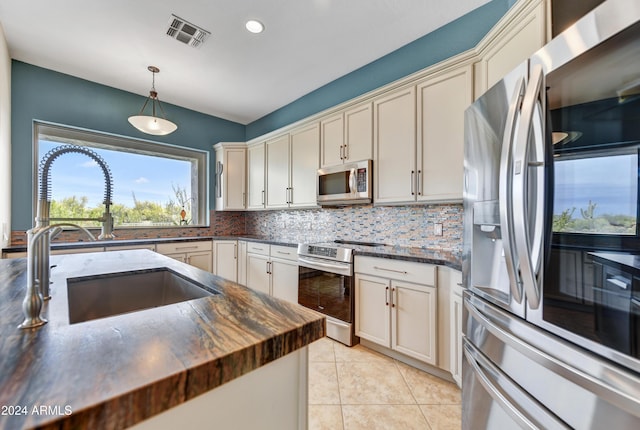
[462,0,640,428]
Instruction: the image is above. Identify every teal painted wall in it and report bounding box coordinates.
[246,0,515,139]
[10,0,515,231]
[11,61,245,230]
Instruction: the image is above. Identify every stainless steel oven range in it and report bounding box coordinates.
[298,240,382,346]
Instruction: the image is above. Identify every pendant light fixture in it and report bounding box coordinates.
[128,66,178,136]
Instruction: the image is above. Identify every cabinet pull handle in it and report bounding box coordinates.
[234,244,237,259]
[242,192,246,207]
[344,144,349,160]
[392,287,396,308]
[262,190,265,206]
[340,145,344,160]
[410,170,415,195]
[417,170,422,196]
[373,266,408,275]
[266,261,270,274]
[385,286,390,306]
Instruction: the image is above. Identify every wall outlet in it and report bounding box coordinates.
[434,223,443,236]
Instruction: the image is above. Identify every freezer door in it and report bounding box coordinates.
[462,339,568,430]
[463,291,640,429]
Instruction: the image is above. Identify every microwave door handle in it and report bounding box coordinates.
[499,76,527,304]
[512,64,545,309]
[349,168,357,194]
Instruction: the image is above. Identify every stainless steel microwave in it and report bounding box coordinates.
[317,160,372,206]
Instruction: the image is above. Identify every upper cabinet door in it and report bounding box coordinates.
[417,65,473,203]
[247,142,266,210]
[344,102,373,163]
[373,86,417,204]
[290,123,319,208]
[266,134,290,209]
[474,0,547,98]
[320,113,344,167]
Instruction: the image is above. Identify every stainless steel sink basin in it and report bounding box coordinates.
[67,268,215,324]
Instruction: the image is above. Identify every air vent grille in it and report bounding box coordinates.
[166,14,210,48]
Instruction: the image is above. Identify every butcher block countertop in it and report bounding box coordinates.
[0,250,324,429]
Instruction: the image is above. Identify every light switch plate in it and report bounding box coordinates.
[434,223,443,236]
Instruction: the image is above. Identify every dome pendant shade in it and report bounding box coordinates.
[128,66,178,136]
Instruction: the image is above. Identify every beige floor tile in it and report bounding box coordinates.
[309,405,344,430]
[309,337,336,362]
[309,362,341,405]
[420,404,462,430]
[336,360,414,405]
[334,342,394,363]
[342,405,430,430]
[397,361,461,404]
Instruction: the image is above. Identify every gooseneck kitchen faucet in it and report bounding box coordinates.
[19,144,115,329]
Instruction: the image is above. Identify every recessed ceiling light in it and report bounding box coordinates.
[245,20,264,34]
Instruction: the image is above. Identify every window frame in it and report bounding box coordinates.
[32,121,210,228]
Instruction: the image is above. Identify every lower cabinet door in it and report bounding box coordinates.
[391,280,437,365]
[247,253,270,295]
[187,251,213,272]
[355,274,391,347]
[271,258,298,303]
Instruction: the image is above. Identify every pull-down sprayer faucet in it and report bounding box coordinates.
[20,144,115,329]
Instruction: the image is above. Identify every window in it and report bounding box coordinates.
[34,122,209,227]
[552,150,638,235]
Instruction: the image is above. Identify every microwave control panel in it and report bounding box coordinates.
[356,168,367,192]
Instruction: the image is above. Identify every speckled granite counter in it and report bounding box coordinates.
[0,250,324,429]
[3,236,461,271]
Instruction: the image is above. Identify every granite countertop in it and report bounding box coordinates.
[0,250,324,430]
[350,245,461,270]
[3,235,462,271]
[590,251,640,276]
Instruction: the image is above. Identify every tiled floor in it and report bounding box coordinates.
[308,337,462,430]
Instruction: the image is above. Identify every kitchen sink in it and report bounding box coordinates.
[67,268,215,324]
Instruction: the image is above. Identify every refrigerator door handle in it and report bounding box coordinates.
[512,64,545,309]
[499,76,527,304]
[463,340,568,429]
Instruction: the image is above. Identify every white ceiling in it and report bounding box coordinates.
[0,0,489,124]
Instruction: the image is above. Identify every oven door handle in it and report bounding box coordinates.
[298,257,351,275]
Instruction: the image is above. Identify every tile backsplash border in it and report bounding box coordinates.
[10,204,462,253]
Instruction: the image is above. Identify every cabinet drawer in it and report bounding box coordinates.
[156,240,212,254]
[270,245,298,261]
[355,256,435,286]
[246,242,270,256]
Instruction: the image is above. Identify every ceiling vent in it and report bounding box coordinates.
[166,14,210,48]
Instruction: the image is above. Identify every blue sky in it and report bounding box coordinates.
[39,140,192,208]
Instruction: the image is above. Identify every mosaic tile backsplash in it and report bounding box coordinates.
[245,204,463,253]
[10,204,463,253]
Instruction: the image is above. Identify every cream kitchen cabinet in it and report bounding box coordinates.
[246,242,298,303]
[265,134,290,209]
[374,64,472,205]
[320,102,372,167]
[213,142,246,211]
[416,65,473,202]
[247,142,266,210]
[474,0,547,98]
[355,256,437,365]
[213,240,238,282]
[237,240,247,286]
[373,86,417,204]
[449,269,463,387]
[156,241,213,272]
[265,125,319,209]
